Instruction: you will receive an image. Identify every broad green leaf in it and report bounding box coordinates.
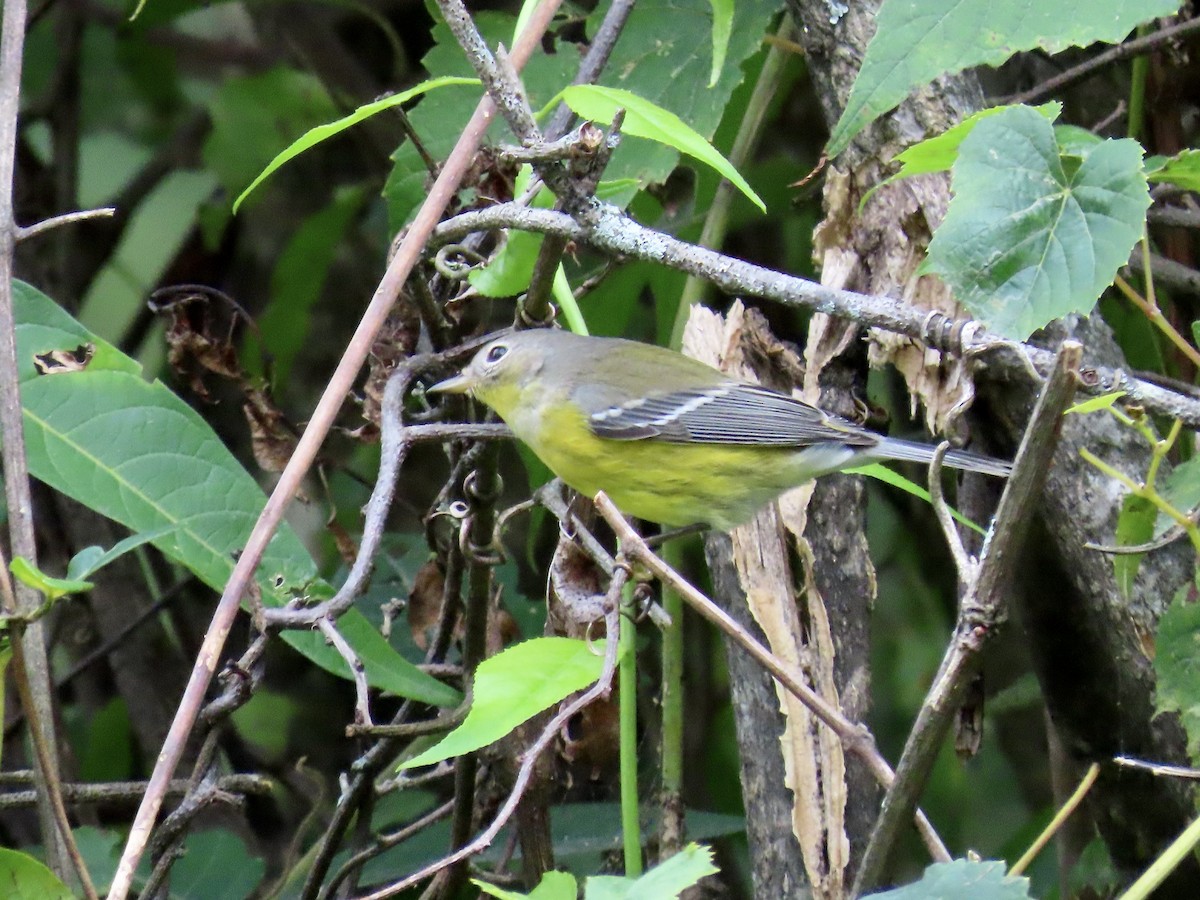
[925,106,1150,340]
[1155,579,1200,758]
[232,76,479,212]
[1147,148,1200,192]
[708,0,733,88]
[586,844,719,899]
[1065,391,1126,415]
[1055,124,1104,156]
[864,858,1033,899]
[401,637,608,769]
[0,848,74,900]
[9,557,92,600]
[475,870,578,899]
[827,0,1181,156]
[1113,494,1155,598]
[166,830,264,900]
[13,281,459,707]
[556,85,765,212]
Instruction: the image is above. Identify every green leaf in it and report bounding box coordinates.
[1113,494,1155,598]
[202,68,338,200]
[13,280,459,707]
[827,0,1181,156]
[864,858,1033,899]
[0,848,74,900]
[9,556,93,600]
[871,103,1061,204]
[1159,457,1200,535]
[257,186,367,382]
[65,524,177,582]
[1147,148,1200,192]
[469,167,552,297]
[708,0,733,88]
[848,463,986,535]
[401,637,608,769]
[232,76,479,212]
[166,830,265,900]
[475,870,578,899]
[1065,391,1126,414]
[585,844,719,899]
[557,85,765,212]
[384,11,579,231]
[925,105,1150,340]
[1155,579,1200,758]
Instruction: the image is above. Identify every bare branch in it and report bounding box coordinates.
[853,341,1084,896]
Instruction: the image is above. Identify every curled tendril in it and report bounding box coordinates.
[434,244,487,279]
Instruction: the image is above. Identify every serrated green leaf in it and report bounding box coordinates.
[232,76,478,212]
[864,858,1033,899]
[1065,391,1126,414]
[1055,124,1104,156]
[401,637,608,769]
[13,281,459,707]
[475,870,577,899]
[1114,494,1155,598]
[1155,581,1200,758]
[925,106,1150,340]
[0,848,74,900]
[1147,148,1200,192]
[828,0,1181,156]
[557,85,765,212]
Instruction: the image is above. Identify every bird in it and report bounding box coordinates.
[431,329,1010,530]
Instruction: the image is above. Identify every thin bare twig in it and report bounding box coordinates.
[1003,16,1200,106]
[105,8,566,893]
[318,617,372,726]
[0,0,83,882]
[926,442,976,585]
[430,203,1200,426]
[592,493,950,863]
[852,340,1084,897]
[15,206,115,240]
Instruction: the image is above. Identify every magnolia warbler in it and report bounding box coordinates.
[431,329,1011,529]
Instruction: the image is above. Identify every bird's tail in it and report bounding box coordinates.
[871,437,1013,478]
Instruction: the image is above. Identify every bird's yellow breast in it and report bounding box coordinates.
[510,397,799,528]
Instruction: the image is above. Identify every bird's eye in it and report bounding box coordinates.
[485,344,508,364]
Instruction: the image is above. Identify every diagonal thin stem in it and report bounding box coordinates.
[104,4,565,897]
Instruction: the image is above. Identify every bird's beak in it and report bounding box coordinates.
[429,372,472,395]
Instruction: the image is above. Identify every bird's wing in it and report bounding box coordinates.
[587,382,878,447]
